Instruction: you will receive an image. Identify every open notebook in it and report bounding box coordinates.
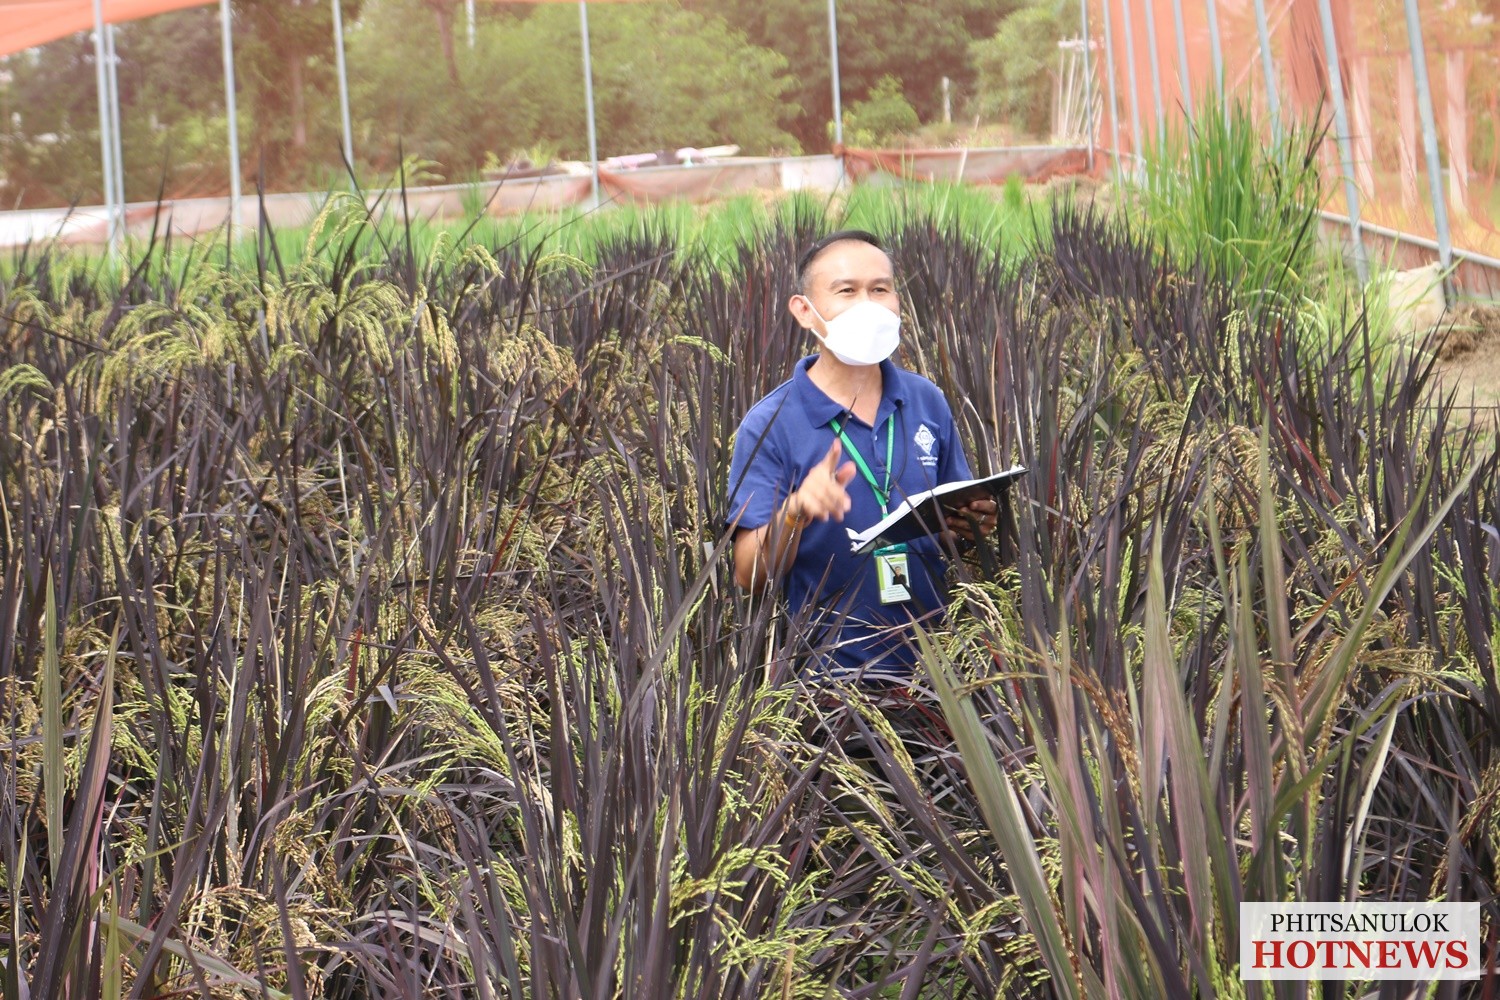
[846,465,1027,554]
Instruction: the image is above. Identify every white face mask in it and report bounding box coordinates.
[804,299,901,367]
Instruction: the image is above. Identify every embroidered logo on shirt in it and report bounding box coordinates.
[914,423,937,465]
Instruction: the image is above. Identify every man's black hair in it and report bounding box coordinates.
[795,229,888,293]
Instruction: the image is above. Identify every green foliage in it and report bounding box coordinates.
[839,75,919,147]
[971,0,1075,137]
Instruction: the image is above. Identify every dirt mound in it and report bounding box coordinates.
[1436,301,1500,361]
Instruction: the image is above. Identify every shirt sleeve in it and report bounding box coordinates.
[725,403,791,533]
[937,394,973,484]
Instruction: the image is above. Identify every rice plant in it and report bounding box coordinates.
[1134,97,1326,319]
[1,182,1495,998]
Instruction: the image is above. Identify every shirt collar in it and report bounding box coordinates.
[791,355,906,428]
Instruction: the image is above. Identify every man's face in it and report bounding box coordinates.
[790,239,899,332]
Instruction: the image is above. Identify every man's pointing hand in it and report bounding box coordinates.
[790,439,856,523]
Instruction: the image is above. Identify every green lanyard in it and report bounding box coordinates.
[830,417,895,515]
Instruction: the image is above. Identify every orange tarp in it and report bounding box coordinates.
[0,0,649,58]
[0,0,214,57]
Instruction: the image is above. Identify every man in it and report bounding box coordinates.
[726,230,998,683]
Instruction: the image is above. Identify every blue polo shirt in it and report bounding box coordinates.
[726,356,972,681]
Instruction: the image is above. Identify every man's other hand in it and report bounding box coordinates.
[945,497,998,541]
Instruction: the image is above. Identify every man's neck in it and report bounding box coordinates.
[808,353,883,425]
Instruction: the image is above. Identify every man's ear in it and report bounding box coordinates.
[787,293,816,330]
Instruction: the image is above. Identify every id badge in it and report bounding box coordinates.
[874,543,911,604]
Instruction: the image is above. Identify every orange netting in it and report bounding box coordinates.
[839,146,1097,185]
[1091,0,1500,258]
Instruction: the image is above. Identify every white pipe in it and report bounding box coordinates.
[1403,0,1455,302]
[90,0,117,255]
[1079,0,1094,170]
[1315,0,1368,282]
[220,0,241,235]
[579,1,599,207]
[1141,0,1165,141]
[1100,0,1123,174]
[332,0,354,175]
[105,22,125,253]
[1204,0,1224,101]
[827,0,843,148]
[1252,0,1281,138]
[1170,0,1192,119]
[1119,0,1144,156]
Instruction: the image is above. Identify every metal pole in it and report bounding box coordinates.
[90,0,117,254]
[1120,0,1144,157]
[466,0,475,49]
[1100,0,1123,173]
[1315,0,1367,282]
[579,1,600,207]
[220,0,241,237]
[331,0,354,176]
[1404,0,1455,303]
[827,0,843,147]
[1252,0,1281,138]
[105,23,125,254]
[1170,0,1193,120]
[1141,0,1165,141]
[1080,0,1094,170]
[1204,0,1224,102]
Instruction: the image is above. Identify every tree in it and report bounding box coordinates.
[842,75,919,146]
[685,0,1018,149]
[583,3,801,156]
[347,0,801,179]
[1,40,107,207]
[0,11,230,207]
[971,0,1076,138]
[234,0,352,185]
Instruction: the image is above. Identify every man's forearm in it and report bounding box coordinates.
[736,494,807,590]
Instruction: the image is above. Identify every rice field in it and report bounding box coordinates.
[2,130,1497,997]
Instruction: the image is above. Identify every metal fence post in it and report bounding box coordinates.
[1080,0,1094,170]
[1170,0,1192,119]
[1403,0,1455,303]
[827,0,843,148]
[1119,0,1144,158]
[220,0,241,239]
[1142,0,1165,141]
[105,23,125,253]
[332,0,354,176]
[580,1,600,207]
[90,0,117,255]
[1252,0,1281,138]
[1100,0,1124,173]
[1204,0,1224,102]
[1315,0,1367,282]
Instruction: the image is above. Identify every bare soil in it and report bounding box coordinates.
[1433,303,1500,424]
